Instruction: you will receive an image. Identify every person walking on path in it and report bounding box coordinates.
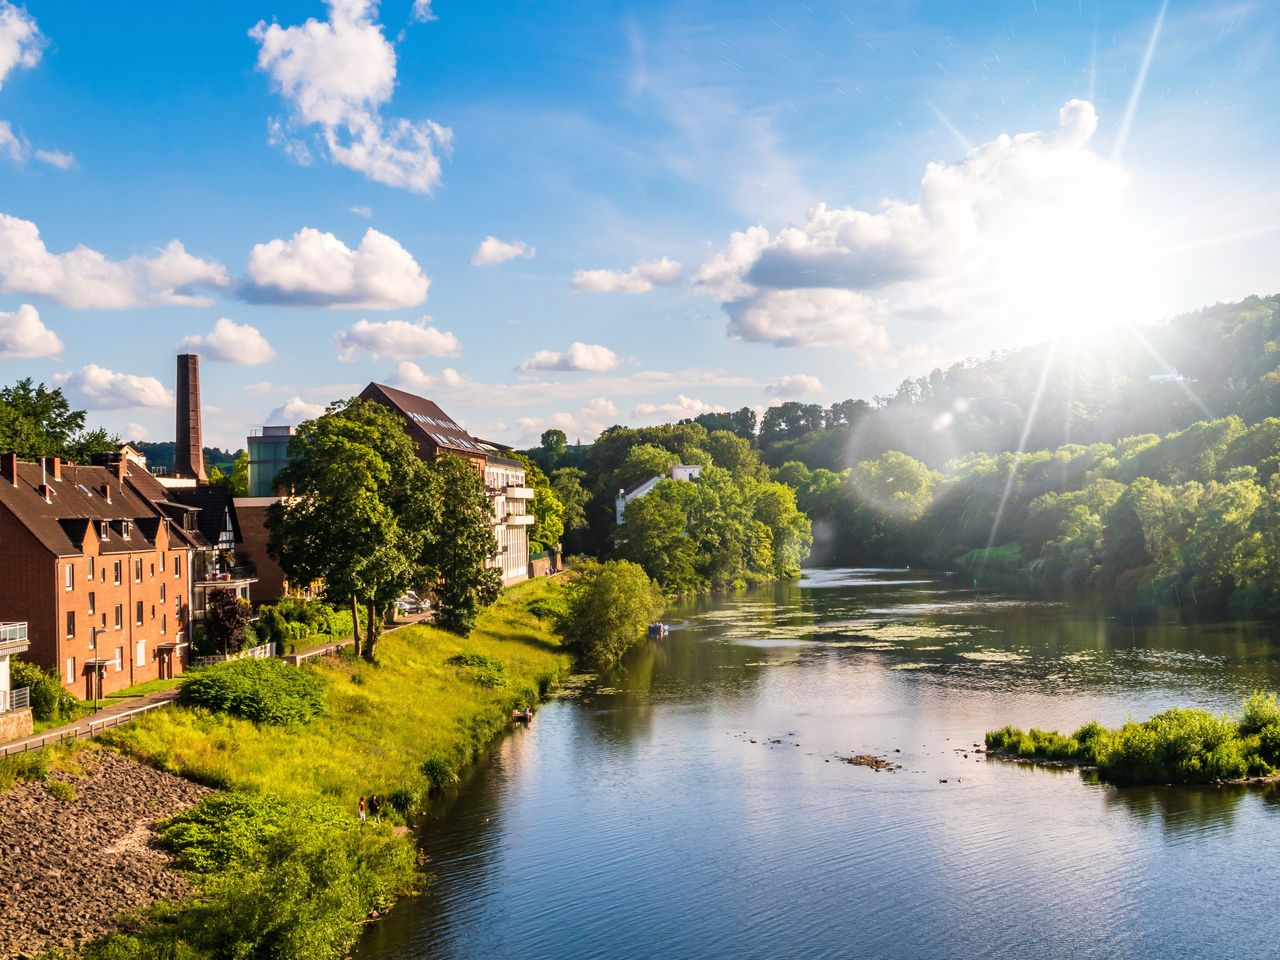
[370,794,382,823]
[358,795,367,824]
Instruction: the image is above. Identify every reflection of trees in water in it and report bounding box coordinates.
[1100,780,1249,835]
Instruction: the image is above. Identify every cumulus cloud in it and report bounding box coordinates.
[0,213,229,308]
[411,0,437,22]
[695,100,1130,354]
[0,2,41,90]
[394,361,470,392]
[251,0,451,193]
[470,236,535,267]
[337,318,459,361]
[633,395,727,419]
[519,341,618,373]
[571,257,682,293]
[54,364,173,409]
[126,421,148,441]
[241,227,429,308]
[178,318,276,365]
[766,374,824,399]
[33,147,73,169]
[515,398,618,444]
[265,396,327,424]
[0,302,60,358]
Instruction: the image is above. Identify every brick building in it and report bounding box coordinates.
[0,454,196,697]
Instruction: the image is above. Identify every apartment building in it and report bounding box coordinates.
[359,383,534,584]
[0,454,195,697]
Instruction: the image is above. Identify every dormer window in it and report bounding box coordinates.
[122,521,131,540]
[99,521,109,540]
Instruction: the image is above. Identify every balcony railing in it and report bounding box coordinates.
[504,486,535,500]
[0,622,27,644]
[196,565,259,586]
[0,686,30,714]
[504,513,536,526]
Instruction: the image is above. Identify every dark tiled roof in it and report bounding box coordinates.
[166,485,242,546]
[360,382,491,457]
[0,461,168,558]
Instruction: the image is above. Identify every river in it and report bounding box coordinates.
[356,568,1280,959]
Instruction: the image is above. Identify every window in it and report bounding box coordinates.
[175,554,181,579]
[66,657,76,684]
[160,552,166,573]
[89,627,97,650]
[134,559,142,583]
[135,600,143,625]
[113,561,121,585]
[136,640,146,667]
[150,563,155,578]
[65,563,74,591]
[88,591,96,616]
[122,521,131,540]
[161,614,167,635]
[66,610,75,638]
[99,521,109,540]
[115,647,124,671]
[114,604,123,630]
[88,557,95,580]
[160,583,166,602]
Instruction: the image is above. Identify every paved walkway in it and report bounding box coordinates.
[0,687,182,758]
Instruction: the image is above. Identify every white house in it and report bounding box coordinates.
[616,464,703,524]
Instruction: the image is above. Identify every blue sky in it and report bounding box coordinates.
[0,0,1277,450]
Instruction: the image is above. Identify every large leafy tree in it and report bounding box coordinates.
[423,454,502,635]
[0,378,118,460]
[268,399,440,660]
[556,559,665,669]
[512,452,565,554]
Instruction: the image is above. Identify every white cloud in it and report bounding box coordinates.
[0,119,21,162]
[349,204,372,218]
[242,226,429,308]
[571,256,682,293]
[633,394,727,419]
[0,2,41,90]
[515,398,618,444]
[337,318,459,361]
[0,303,60,358]
[696,100,1133,352]
[395,362,470,392]
[411,0,437,22]
[766,374,824,399]
[251,0,451,193]
[53,364,173,409]
[0,213,229,309]
[33,147,73,169]
[470,236,535,267]
[126,421,148,441]
[519,341,618,373]
[265,396,327,424]
[178,318,276,365]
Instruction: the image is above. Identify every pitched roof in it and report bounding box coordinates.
[359,382,491,457]
[166,485,242,547]
[0,461,171,558]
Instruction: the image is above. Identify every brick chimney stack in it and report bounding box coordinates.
[175,353,207,482]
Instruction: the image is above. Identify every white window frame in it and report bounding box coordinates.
[136,640,146,667]
[66,657,76,684]
[65,563,74,591]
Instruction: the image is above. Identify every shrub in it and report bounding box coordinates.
[1099,708,1249,784]
[1259,723,1280,767]
[556,559,666,669]
[448,651,508,688]
[161,792,346,873]
[46,780,76,802]
[11,659,79,722]
[385,787,421,820]
[420,756,458,790]
[179,658,325,725]
[1240,691,1280,735]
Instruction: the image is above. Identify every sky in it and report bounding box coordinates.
[0,0,1278,450]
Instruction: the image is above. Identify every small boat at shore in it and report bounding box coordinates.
[648,623,670,638]
[512,707,534,723]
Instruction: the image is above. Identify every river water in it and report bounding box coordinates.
[356,569,1280,960]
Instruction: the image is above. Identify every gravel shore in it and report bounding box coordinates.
[0,748,210,960]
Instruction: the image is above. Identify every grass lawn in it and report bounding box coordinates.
[102,675,187,701]
[105,577,572,815]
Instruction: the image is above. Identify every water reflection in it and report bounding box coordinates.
[357,569,1280,960]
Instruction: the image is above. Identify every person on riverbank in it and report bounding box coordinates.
[358,795,366,824]
[370,794,382,823]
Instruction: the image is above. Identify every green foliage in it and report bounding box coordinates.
[447,651,509,688]
[419,756,458,789]
[512,451,565,553]
[179,658,325,725]
[12,659,80,722]
[556,559,666,669]
[255,598,355,652]
[46,780,76,802]
[199,586,253,656]
[551,467,591,537]
[160,792,344,873]
[0,378,119,461]
[988,696,1280,785]
[424,453,502,636]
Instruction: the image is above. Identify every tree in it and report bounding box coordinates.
[551,467,591,533]
[268,399,440,661]
[555,559,666,669]
[422,454,502,635]
[205,587,253,656]
[0,378,118,460]
[512,453,565,554]
[540,429,568,456]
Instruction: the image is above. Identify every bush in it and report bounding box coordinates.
[419,756,458,790]
[1240,691,1280,735]
[46,780,76,802]
[556,559,666,669]
[447,651,508,688]
[179,658,325,725]
[161,792,346,873]
[11,659,79,722]
[385,787,421,820]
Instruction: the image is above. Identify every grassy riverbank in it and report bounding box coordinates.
[987,693,1280,785]
[52,576,571,960]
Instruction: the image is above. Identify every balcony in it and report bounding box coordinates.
[0,622,29,656]
[504,513,536,526]
[195,564,259,588]
[504,486,535,500]
[0,687,29,714]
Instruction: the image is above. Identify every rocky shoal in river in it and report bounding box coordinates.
[0,747,210,960]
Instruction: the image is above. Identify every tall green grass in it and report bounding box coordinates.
[987,693,1280,784]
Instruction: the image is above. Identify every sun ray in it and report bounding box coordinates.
[1120,322,1215,419]
[924,99,973,153]
[1112,0,1168,160]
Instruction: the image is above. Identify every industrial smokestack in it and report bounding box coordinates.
[175,353,207,481]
